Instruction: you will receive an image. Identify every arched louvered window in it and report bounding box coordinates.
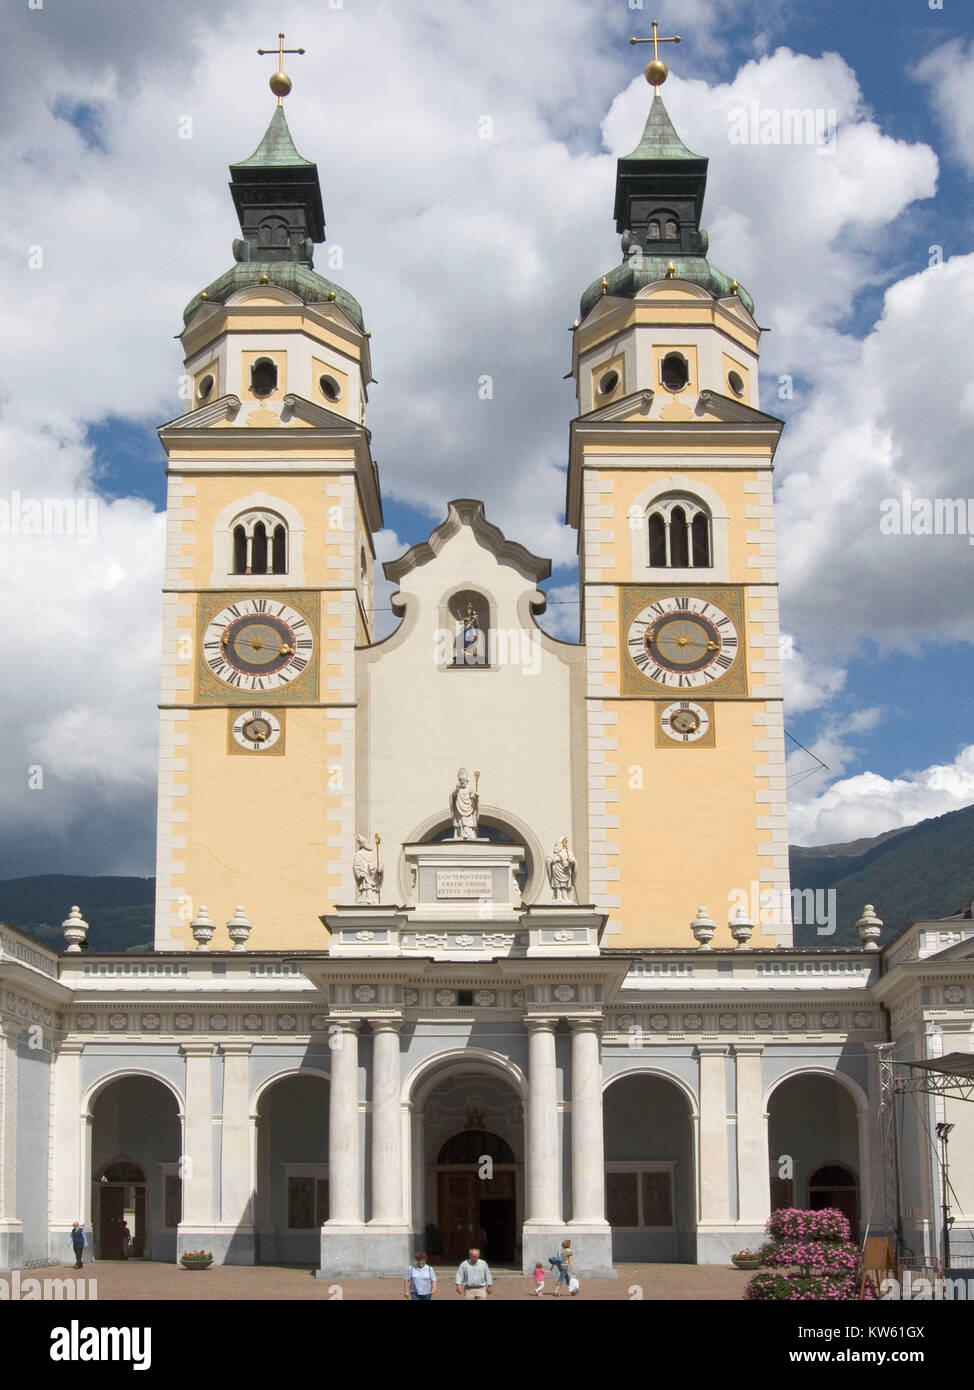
[646,494,713,570]
[664,218,678,239]
[229,510,288,576]
[648,219,661,240]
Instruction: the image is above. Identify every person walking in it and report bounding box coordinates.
[532,1262,546,1296]
[553,1239,574,1296]
[69,1222,87,1269]
[404,1251,437,1300]
[455,1247,493,1299]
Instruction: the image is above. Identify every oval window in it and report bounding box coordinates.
[727,370,745,397]
[319,374,342,402]
[197,373,215,403]
[251,358,278,397]
[598,369,620,396]
[661,352,689,392]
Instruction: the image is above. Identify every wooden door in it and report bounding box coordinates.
[100,1187,124,1260]
[438,1172,478,1261]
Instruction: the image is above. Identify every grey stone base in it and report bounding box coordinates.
[0,1224,23,1270]
[521,1223,616,1278]
[316,1227,412,1278]
[695,1228,767,1265]
[176,1226,254,1266]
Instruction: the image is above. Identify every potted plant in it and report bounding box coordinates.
[179,1249,213,1270]
[731,1248,763,1270]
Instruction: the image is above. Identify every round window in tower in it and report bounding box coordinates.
[197,373,215,403]
[251,358,278,398]
[660,352,689,392]
[727,370,746,398]
[598,369,620,396]
[319,374,342,403]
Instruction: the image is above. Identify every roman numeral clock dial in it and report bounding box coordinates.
[626,596,740,688]
[201,598,314,693]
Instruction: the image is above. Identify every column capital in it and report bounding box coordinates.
[180,1042,217,1057]
[732,1043,765,1057]
[525,1015,560,1033]
[368,1015,403,1034]
[218,1042,253,1057]
[327,1016,363,1033]
[54,1041,85,1058]
[568,1014,603,1034]
[694,1044,730,1057]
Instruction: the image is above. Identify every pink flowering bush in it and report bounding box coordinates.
[745,1209,876,1301]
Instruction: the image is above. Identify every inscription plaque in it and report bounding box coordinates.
[436,870,492,900]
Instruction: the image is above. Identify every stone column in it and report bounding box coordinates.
[734,1045,770,1226]
[569,1018,607,1224]
[697,1045,732,1259]
[326,1020,362,1226]
[219,1043,254,1261]
[369,1018,403,1226]
[50,1041,85,1251]
[178,1043,214,1231]
[525,1017,561,1225]
[0,1023,22,1267]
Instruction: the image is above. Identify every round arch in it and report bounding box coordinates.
[399,806,545,905]
[250,1065,331,1120]
[82,1068,185,1121]
[403,1046,528,1109]
[764,1065,869,1118]
[602,1064,700,1118]
[628,472,730,582]
[210,490,306,586]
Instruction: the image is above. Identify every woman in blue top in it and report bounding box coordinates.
[404,1252,437,1300]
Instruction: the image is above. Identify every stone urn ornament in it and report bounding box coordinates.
[729,907,754,948]
[62,905,89,953]
[856,904,883,952]
[691,906,716,950]
[226,906,252,951]
[190,905,215,951]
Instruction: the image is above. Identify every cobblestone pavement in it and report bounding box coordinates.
[45,1260,750,1300]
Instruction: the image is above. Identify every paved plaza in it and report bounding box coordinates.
[38,1260,752,1301]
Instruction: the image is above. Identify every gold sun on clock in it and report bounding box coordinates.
[620,587,747,697]
[197,593,317,701]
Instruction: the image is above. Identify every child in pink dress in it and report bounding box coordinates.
[532,1262,546,1296]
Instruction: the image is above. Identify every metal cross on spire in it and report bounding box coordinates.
[257,32,307,106]
[630,21,682,92]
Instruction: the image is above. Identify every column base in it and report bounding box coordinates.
[316,1225,412,1278]
[0,1220,23,1269]
[695,1224,767,1265]
[177,1224,255,1265]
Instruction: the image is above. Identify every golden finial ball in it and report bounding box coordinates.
[646,60,668,87]
[269,70,292,98]
[259,274,270,285]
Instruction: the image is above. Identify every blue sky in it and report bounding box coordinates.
[3,0,974,875]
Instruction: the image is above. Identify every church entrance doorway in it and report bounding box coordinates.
[254,1072,329,1266]
[415,1066,524,1268]
[97,1161,146,1259]
[603,1073,695,1262]
[767,1074,861,1239]
[435,1130,517,1262]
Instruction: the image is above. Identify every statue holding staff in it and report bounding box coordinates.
[450,768,480,840]
[546,837,577,902]
[353,832,383,903]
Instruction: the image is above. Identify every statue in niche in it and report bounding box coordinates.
[353,833,383,903]
[546,838,577,903]
[450,768,480,840]
[459,602,485,665]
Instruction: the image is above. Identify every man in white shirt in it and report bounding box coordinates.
[455,1248,493,1299]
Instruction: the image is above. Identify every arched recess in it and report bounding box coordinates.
[210,491,306,586]
[434,582,499,671]
[629,474,730,582]
[253,1071,330,1266]
[88,1074,182,1262]
[399,806,544,904]
[766,1070,864,1237]
[603,1071,696,1263]
[406,1051,526,1266]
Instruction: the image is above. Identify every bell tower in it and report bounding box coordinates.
[567,51,791,948]
[154,51,382,950]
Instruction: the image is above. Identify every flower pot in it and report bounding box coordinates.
[732,1256,762,1270]
[180,1257,213,1270]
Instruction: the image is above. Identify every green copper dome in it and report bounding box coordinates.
[183,263,364,331]
[580,256,753,320]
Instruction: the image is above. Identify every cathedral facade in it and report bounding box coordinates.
[0,71,972,1280]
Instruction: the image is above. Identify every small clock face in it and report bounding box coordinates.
[627,596,739,687]
[203,599,312,691]
[660,700,711,743]
[231,708,282,752]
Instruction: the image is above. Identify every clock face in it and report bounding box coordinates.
[627,596,739,688]
[660,700,711,743]
[203,598,313,691]
[231,708,282,752]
